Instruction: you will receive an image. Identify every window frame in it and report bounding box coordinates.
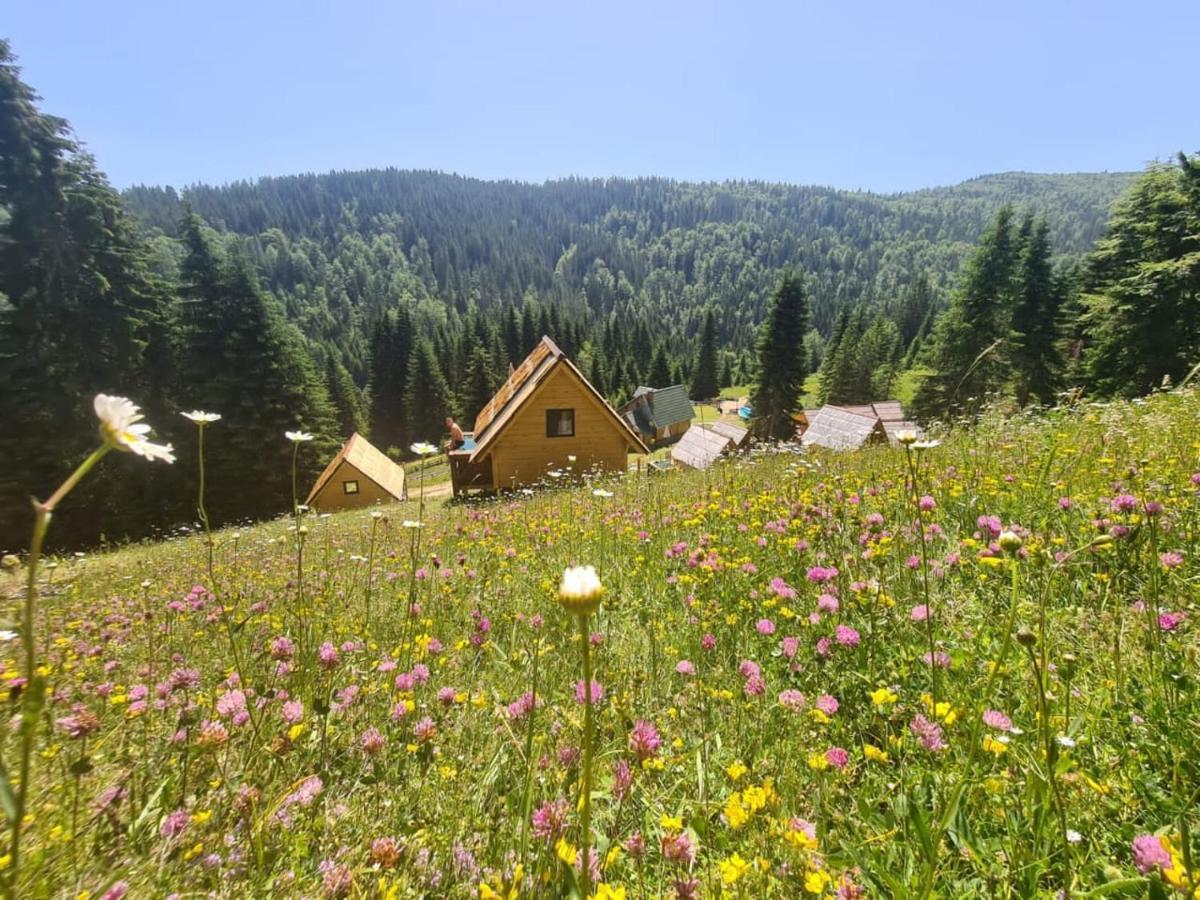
[545,408,576,438]
[342,479,360,495]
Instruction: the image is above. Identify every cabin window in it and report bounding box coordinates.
[546,409,575,438]
[342,480,360,495]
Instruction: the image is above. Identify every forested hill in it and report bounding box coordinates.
[122,169,1135,370]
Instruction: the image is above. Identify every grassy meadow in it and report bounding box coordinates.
[3,389,1200,898]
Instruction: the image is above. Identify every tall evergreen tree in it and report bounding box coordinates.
[912,207,1020,419]
[325,352,368,438]
[0,41,179,548]
[404,338,454,445]
[751,271,810,439]
[690,308,720,400]
[458,347,497,425]
[588,351,609,397]
[1080,154,1200,396]
[1010,218,1063,406]
[175,217,338,522]
[367,305,412,450]
[816,308,850,405]
[647,344,672,388]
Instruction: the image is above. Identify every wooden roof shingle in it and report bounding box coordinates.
[671,424,735,469]
[800,406,887,451]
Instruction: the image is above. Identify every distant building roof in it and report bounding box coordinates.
[800,406,888,451]
[837,401,907,422]
[710,420,751,447]
[671,424,736,469]
[306,433,407,505]
[618,385,695,436]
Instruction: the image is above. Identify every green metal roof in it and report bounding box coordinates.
[633,384,694,430]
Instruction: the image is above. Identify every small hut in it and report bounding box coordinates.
[671,424,736,470]
[618,385,695,446]
[800,407,888,451]
[306,433,407,511]
[449,337,649,495]
[710,420,751,449]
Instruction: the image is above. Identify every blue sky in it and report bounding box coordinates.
[7,0,1198,192]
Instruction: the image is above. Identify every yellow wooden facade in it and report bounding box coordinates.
[487,365,632,488]
[449,337,648,494]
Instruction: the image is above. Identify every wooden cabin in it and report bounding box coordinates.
[671,424,737,470]
[617,385,695,446]
[800,406,889,451]
[306,433,407,511]
[449,337,649,495]
[710,420,751,449]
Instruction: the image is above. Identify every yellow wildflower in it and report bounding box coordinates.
[719,852,752,885]
[870,686,898,707]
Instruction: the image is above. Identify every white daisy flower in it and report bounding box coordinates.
[93,394,175,463]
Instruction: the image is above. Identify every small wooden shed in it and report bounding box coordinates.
[449,337,649,495]
[800,406,888,451]
[710,420,751,449]
[671,424,737,470]
[306,433,407,511]
[618,385,695,446]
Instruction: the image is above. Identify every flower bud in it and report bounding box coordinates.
[1016,627,1036,647]
[558,565,604,617]
[998,531,1023,554]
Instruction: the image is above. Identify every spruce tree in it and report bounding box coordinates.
[1080,154,1200,396]
[912,207,1019,419]
[325,353,368,438]
[816,308,850,405]
[750,271,810,439]
[404,338,454,445]
[0,41,180,548]
[175,220,338,522]
[367,305,412,451]
[647,344,672,388]
[459,347,497,425]
[588,351,609,397]
[690,308,720,400]
[1010,218,1063,406]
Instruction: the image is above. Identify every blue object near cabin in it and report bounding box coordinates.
[738,405,752,420]
[461,435,477,451]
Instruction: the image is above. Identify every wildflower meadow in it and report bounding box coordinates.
[2,389,1199,899]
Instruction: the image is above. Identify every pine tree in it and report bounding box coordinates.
[367,305,412,451]
[175,219,338,522]
[588,351,609,397]
[816,308,850,405]
[912,207,1020,419]
[1080,154,1200,396]
[459,347,497,425]
[502,305,521,366]
[325,353,368,438]
[820,306,868,405]
[719,355,733,389]
[0,40,180,548]
[647,344,672,388]
[404,338,454,445]
[750,271,810,439]
[1010,218,1063,406]
[690,308,720,400]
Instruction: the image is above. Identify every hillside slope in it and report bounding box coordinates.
[6,387,1197,896]
[122,169,1135,361]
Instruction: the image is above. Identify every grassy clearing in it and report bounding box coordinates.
[3,390,1199,897]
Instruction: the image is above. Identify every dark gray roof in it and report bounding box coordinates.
[619,385,695,434]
